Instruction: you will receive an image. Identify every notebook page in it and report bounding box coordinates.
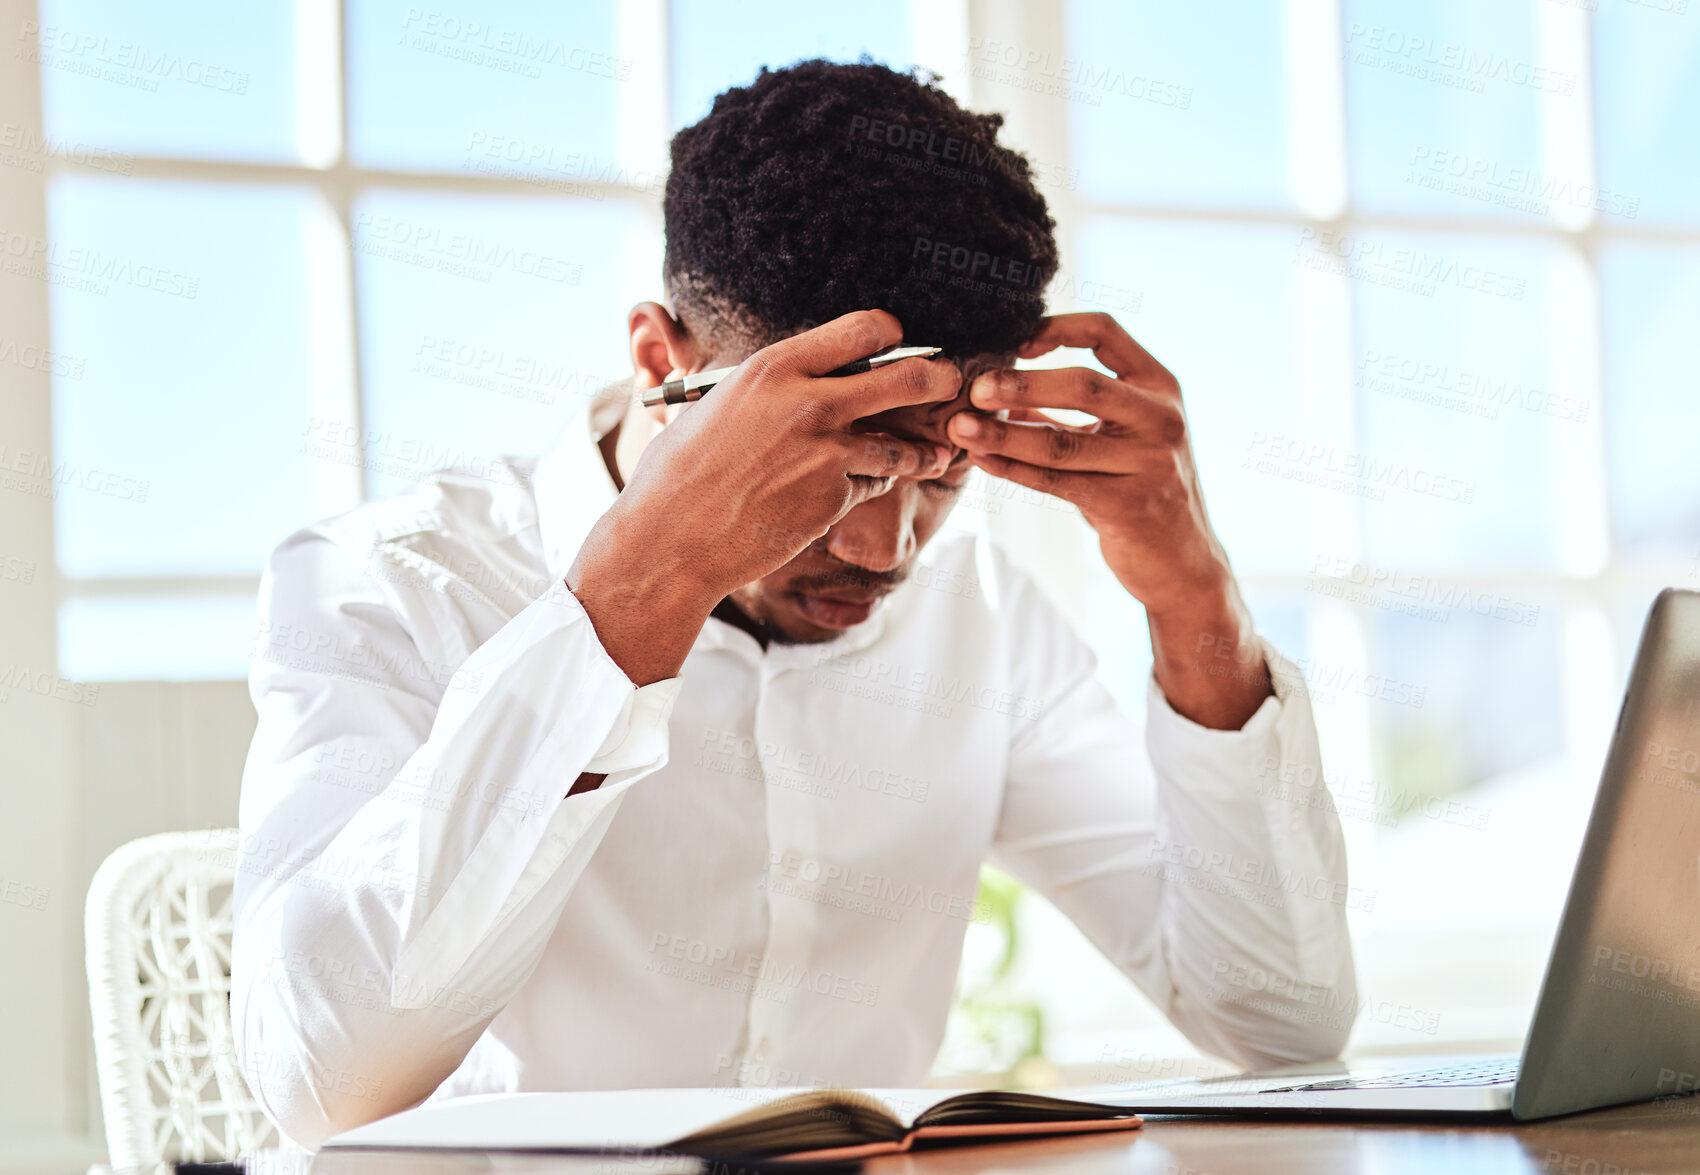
[857,1088,978,1128]
[323,1088,813,1150]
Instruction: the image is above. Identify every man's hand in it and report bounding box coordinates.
[569,310,959,685]
[946,312,1271,730]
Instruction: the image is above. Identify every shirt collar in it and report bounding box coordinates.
[533,405,619,587]
[697,601,891,666]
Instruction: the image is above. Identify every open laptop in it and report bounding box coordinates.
[1093,587,1700,1120]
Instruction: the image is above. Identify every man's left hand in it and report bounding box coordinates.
[946,312,1273,730]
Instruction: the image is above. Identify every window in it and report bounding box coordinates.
[974,0,1700,1073]
[41,0,963,679]
[31,0,1700,1074]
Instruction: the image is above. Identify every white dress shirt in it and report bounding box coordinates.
[231,406,1358,1149]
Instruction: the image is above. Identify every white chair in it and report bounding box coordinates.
[85,829,278,1168]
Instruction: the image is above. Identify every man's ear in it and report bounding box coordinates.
[628,301,697,393]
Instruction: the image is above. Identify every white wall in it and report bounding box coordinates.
[71,683,259,1167]
[2,677,256,1175]
[0,0,79,1165]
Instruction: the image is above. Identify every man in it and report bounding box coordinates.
[232,60,1355,1148]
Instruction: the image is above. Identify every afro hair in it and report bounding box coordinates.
[663,58,1058,359]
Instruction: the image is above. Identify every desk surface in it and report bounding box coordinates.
[302,1096,1700,1175]
[868,1098,1700,1174]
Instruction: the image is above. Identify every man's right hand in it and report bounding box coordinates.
[566,310,960,685]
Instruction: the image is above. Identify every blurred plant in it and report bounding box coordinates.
[1385,728,1467,825]
[935,866,1056,1088]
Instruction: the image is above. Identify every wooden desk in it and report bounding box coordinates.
[303,1096,1700,1175]
[867,1097,1700,1174]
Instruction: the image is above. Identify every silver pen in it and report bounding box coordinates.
[641,344,943,408]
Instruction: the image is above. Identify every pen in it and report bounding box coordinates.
[641,345,943,408]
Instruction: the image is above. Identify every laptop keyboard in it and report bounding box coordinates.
[1262,1058,1521,1093]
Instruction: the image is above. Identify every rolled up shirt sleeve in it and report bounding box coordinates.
[1137,641,1360,1066]
[231,529,679,1147]
[990,576,1358,1073]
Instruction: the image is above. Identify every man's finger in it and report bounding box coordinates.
[967,450,1106,512]
[969,368,1184,445]
[756,310,957,419]
[765,309,903,377]
[968,365,1136,422]
[950,414,1145,473]
[1020,312,1175,387]
[843,474,899,508]
[845,432,954,480]
[833,354,962,418]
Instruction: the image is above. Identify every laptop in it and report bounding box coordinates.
[1093,587,1700,1120]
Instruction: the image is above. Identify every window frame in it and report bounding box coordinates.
[33,2,1697,783]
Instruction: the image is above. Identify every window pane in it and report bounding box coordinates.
[1349,231,1560,569]
[1594,4,1700,224]
[34,0,313,163]
[48,176,346,578]
[59,593,258,681]
[346,0,623,173]
[1600,243,1700,557]
[1343,0,1548,219]
[1084,563,1151,718]
[1072,218,1308,574]
[1243,596,1310,667]
[1365,605,1563,800]
[352,189,659,499]
[1068,0,1287,208]
[669,0,913,130]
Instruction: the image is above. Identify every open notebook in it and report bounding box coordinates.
[323,1087,1143,1161]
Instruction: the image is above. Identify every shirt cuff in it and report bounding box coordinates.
[586,678,683,775]
[1145,636,1302,797]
